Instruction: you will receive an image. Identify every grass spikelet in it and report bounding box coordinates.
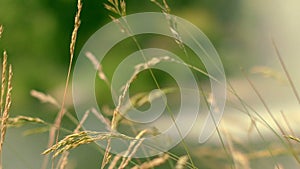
[131,154,169,169]
[285,135,300,143]
[0,51,7,113]
[43,131,132,157]
[104,0,126,16]
[0,54,13,169]
[250,66,286,83]
[55,110,90,169]
[30,90,59,107]
[6,116,45,127]
[85,52,110,86]
[175,155,188,169]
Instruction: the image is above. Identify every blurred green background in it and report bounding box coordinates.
[0,0,245,117]
[2,0,288,168]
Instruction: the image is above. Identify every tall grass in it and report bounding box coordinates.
[0,0,300,169]
[0,24,13,169]
[30,0,300,168]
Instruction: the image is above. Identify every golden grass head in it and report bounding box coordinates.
[105,0,126,16]
[6,116,45,127]
[42,131,132,157]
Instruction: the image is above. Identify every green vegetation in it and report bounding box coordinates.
[0,0,300,169]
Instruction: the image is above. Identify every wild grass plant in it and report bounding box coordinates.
[0,0,300,169]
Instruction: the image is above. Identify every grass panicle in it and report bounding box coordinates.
[55,0,82,140]
[0,51,7,113]
[0,1,296,169]
[104,0,126,16]
[55,109,90,169]
[42,131,132,157]
[41,1,83,168]
[0,51,13,169]
[6,116,45,127]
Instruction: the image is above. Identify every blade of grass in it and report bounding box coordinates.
[199,84,235,169]
[241,68,300,164]
[227,81,282,169]
[272,39,300,104]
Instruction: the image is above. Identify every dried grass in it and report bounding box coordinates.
[6,116,45,127]
[30,90,60,107]
[56,110,90,169]
[175,155,188,169]
[41,1,83,168]
[131,154,169,169]
[104,0,126,16]
[0,51,7,113]
[0,51,13,169]
[118,129,149,169]
[55,0,82,136]
[42,131,132,157]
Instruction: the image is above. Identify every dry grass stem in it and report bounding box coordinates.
[74,110,90,133]
[101,143,112,169]
[55,0,82,140]
[280,111,295,136]
[0,54,12,169]
[223,129,251,169]
[285,135,300,143]
[41,1,82,168]
[91,108,111,131]
[272,39,300,104]
[85,52,118,100]
[119,138,144,169]
[106,130,149,169]
[118,130,148,169]
[56,109,91,169]
[108,155,122,169]
[40,2,83,168]
[57,152,69,169]
[30,90,60,107]
[0,51,7,113]
[131,154,169,169]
